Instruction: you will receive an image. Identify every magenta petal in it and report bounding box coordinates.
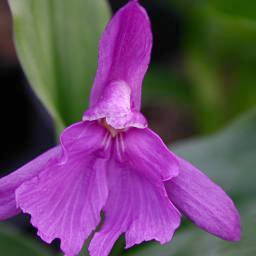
[16,121,110,256]
[124,128,179,181]
[60,121,106,157]
[0,146,61,220]
[16,155,109,256]
[89,161,180,256]
[89,0,152,111]
[165,156,241,241]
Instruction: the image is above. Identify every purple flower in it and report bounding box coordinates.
[0,1,241,256]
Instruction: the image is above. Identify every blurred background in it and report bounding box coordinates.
[0,0,256,255]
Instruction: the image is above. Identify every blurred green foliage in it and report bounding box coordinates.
[163,0,256,133]
[0,223,53,255]
[9,0,110,132]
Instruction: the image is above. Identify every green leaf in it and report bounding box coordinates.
[0,223,52,255]
[8,0,110,132]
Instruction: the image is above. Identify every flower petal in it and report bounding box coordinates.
[89,160,180,256]
[89,0,152,111]
[16,121,110,256]
[124,128,179,181]
[84,81,147,129]
[0,146,61,220]
[60,120,107,159]
[16,155,109,256]
[165,156,241,241]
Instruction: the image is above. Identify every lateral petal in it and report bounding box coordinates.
[89,0,152,111]
[0,146,61,220]
[89,160,180,256]
[165,156,241,241]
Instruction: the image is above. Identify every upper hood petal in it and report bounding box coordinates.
[89,0,152,111]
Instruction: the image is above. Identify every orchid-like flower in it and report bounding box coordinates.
[0,1,240,256]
